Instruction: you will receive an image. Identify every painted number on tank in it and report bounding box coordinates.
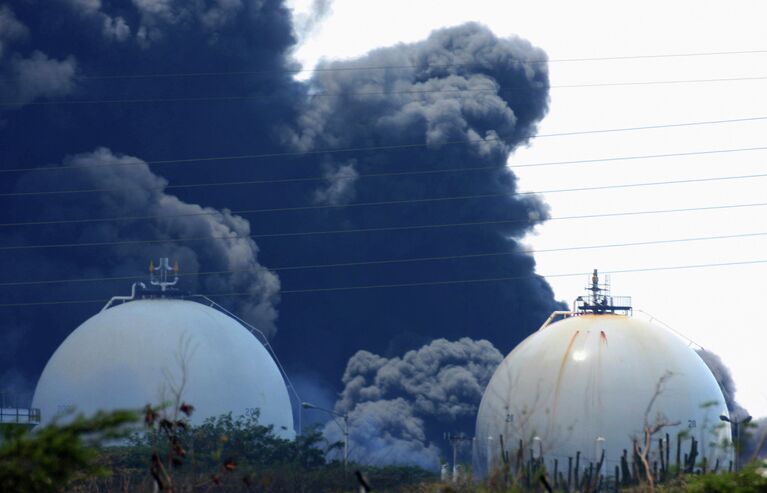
[688,419,697,429]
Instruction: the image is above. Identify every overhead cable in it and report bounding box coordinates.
[0,174,766,245]
[4,75,767,107]
[13,48,767,82]
[0,199,763,232]
[0,230,765,288]
[0,259,764,307]
[4,145,767,198]
[5,115,767,175]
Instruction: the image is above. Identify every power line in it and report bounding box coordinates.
[4,75,767,107]
[0,259,764,307]
[1,86,502,107]
[0,230,765,288]
[277,259,767,295]
[0,174,765,240]
[534,115,767,138]
[1,198,763,237]
[4,144,767,198]
[553,75,767,89]
[17,49,767,82]
[7,144,767,199]
[5,114,767,175]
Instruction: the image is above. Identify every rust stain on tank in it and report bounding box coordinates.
[600,330,608,345]
[551,330,580,418]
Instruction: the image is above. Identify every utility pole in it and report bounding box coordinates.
[720,413,752,471]
[303,402,350,471]
[444,432,473,482]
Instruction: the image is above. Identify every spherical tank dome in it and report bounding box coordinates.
[32,299,294,438]
[475,314,733,478]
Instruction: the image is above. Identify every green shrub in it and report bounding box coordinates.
[0,410,137,493]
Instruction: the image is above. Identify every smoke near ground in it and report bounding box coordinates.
[323,338,503,468]
[696,349,749,418]
[742,418,767,460]
[694,349,767,463]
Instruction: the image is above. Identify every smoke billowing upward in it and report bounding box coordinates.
[324,338,503,467]
[1,0,563,463]
[10,148,281,333]
[274,22,563,383]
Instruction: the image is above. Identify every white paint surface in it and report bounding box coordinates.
[475,314,733,475]
[32,299,294,437]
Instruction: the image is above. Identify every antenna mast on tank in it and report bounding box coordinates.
[102,258,181,311]
[574,269,632,315]
[149,257,179,292]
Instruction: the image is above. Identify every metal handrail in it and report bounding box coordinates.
[0,407,42,424]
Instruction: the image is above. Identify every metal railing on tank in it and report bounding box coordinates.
[0,404,41,426]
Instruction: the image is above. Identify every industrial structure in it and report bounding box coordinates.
[474,270,733,487]
[0,393,40,433]
[32,259,295,438]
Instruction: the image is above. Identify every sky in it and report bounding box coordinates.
[0,0,765,467]
[291,0,767,419]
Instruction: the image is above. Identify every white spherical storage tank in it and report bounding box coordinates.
[32,299,294,438]
[475,313,733,481]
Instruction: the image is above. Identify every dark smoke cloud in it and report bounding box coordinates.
[313,160,359,205]
[324,338,502,467]
[0,5,28,52]
[274,22,562,382]
[56,0,257,46]
[9,147,281,335]
[0,5,77,107]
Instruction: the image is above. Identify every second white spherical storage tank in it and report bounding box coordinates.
[32,299,294,438]
[475,313,733,480]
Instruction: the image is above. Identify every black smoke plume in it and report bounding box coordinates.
[274,22,564,382]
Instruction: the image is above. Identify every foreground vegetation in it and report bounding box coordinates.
[0,405,434,492]
[1,406,765,492]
